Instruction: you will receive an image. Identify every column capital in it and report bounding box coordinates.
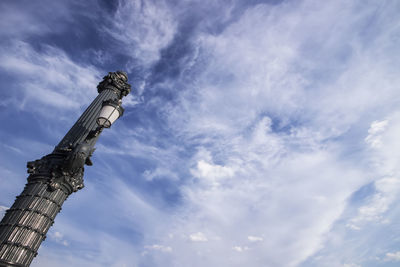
[26,142,94,194]
[97,71,131,98]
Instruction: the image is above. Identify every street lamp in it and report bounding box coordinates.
[97,99,124,128]
[0,71,131,267]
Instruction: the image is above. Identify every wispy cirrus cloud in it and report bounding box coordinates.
[129,1,400,267]
[0,41,100,112]
[1,0,400,267]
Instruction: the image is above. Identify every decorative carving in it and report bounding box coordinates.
[27,142,95,194]
[97,71,131,97]
[48,167,84,193]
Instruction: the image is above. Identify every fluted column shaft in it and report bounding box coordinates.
[0,183,68,267]
[0,71,131,267]
[57,88,120,150]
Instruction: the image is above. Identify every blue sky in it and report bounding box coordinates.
[0,0,400,266]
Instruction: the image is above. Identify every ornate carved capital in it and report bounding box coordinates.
[27,143,95,194]
[97,71,131,98]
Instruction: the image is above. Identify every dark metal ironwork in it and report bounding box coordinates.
[0,71,131,267]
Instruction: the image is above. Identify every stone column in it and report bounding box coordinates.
[0,71,131,267]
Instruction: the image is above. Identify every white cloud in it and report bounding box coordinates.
[147,1,400,266]
[48,231,69,247]
[0,41,100,116]
[189,232,208,242]
[120,94,141,108]
[365,120,388,148]
[348,177,400,228]
[143,167,179,181]
[233,246,249,252]
[306,112,400,265]
[168,0,400,144]
[343,264,361,267]
[148,108,367,265]
[144,244,173,253]
[107,0,177,68]
[191,160,235,187]
[348,113,400,230]
[247,236,263,242]
[385,251,400,262]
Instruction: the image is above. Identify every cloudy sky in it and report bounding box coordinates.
[0,0,400,266]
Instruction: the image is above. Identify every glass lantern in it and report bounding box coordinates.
[96,99,124,128]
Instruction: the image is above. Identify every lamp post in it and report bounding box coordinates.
[0,71,131,267]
